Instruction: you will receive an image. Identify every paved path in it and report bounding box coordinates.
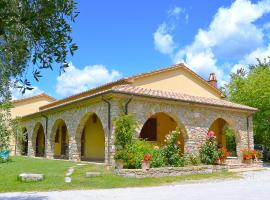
[1,168,270,200]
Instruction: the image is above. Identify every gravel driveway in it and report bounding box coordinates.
[1,168,270,200]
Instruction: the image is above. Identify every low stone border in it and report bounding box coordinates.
[18,173,44,182]
[115,162,263,178]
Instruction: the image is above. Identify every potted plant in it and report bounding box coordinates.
[217,147,230,165]
[114,150,125,170]
[241,148,256,164]
[141,154,152,171]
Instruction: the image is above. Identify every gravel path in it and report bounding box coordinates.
[1,168,270,200]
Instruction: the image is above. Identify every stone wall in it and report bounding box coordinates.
[20,94,254,165]
[116,163,262,178]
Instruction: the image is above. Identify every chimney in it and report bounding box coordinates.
[208,73,217,87]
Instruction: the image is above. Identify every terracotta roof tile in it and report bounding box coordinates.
[112,85,257,112]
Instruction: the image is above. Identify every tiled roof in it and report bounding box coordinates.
[111,85,257,112]
[12,93,55,104]
[40,63,223,110]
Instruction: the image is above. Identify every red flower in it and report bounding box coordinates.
[143,154,152,161]
[241,148,257,160]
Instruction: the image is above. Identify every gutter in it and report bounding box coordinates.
[124,96,133,114]
[21,89,257,120]
[101,96,111,166]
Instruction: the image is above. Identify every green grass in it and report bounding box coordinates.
[0,156,238,193]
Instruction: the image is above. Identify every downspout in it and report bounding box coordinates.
[102,96,111,166]
[125,96,133,114]
[41,113,48,156]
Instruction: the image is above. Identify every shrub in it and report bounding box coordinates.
[114,114,137,150]
[124,140,153,169]
[199,131,220,165]
[184,153,201,166]
[241,148,257,160]
[218,147,230,163]
[151,146,165,168]
[162,128,185,167]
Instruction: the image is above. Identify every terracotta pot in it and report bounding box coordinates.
[115,159,124,170]
[141,160,150,171]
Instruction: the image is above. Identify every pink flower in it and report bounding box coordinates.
[207,131,215,139]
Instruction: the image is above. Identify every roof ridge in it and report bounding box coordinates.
[12,93,55,103]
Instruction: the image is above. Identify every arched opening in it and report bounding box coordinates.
[51,119,69,159]
[33,123,45,157]
[139,112,185,153]
[208,118,237,156]
[77,113,105,162]
[21,128,28,156]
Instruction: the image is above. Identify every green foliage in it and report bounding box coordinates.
[114,114,137,150]
[225,59,270,148]
[150,147,166,168]
[184,153,201,166]
[199,138,219,165]
[124,140,153,169]
[223,126,237,156]
[0,0,78,97]
[162,128,185,167]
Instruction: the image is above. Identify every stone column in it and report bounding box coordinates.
[69,136,79,161]
[184,126,208,154]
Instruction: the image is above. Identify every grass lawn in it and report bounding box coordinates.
[0,156,238,193]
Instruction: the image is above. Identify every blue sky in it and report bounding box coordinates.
[12,0,270,99]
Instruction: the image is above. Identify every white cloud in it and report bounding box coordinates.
[154,0,270,85]
[154,6,189,55]
[56,63,122,97]
[11,86,43,100]
[154,23,175,55]
[168,6,183,18]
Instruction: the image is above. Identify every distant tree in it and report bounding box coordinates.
[0,0,78,152]
[0,0,79,100]
[225,58,270,148]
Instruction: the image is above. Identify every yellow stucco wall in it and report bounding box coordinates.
[11,99,53,119]
[53,124,69,157]
[10,94,54,155]
[132,68,221,99]
[83,116,105,161]
[209,118,227,147]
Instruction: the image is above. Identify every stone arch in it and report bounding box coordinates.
[32,122,45,157]
[208,117,240,157]
[76,112,105,162]
[138,112,188,153]
[51,119,69,159]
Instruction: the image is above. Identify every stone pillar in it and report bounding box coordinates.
[45,139,54,159]
[69,136,79,161]
[184,126,208,154]
[28,136,34,157]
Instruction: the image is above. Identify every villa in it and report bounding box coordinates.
[13,64,257,165]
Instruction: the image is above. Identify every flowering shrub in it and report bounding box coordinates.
[162,128,185,167]
[218,147,230,162]
[143,154,152,161]
[199,131,220,164]
[241,148,257,160]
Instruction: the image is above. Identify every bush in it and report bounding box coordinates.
[184,153,201,166]
[199,131,220,165]
[162,128,185,167]
[124,140,153,169]
[151,146,165,168]
[114,114,137,150]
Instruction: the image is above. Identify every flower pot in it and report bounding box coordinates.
[115,159,124,170]
[141,160,150,171]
